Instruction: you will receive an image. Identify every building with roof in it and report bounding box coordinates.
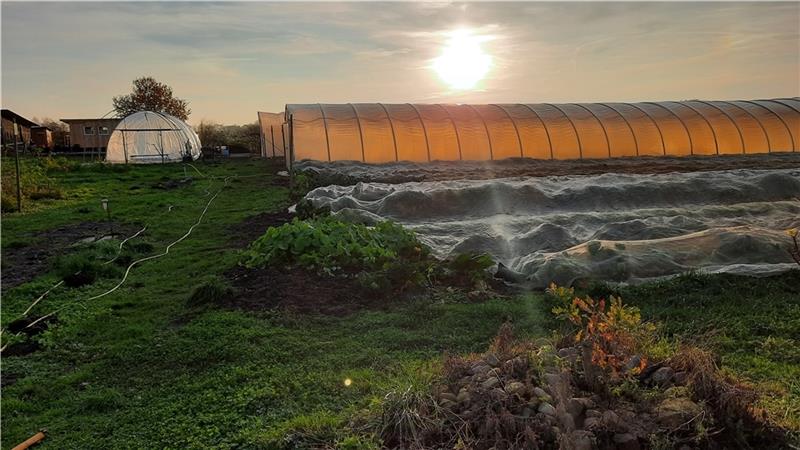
[1,109,38,150]
[60,118,121,152]
[31,126,53,149]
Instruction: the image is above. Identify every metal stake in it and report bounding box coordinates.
[13,118,22,212]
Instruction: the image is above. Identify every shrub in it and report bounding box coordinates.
[546,284,663,386]
[290,172,313,201]
[378,386,442,448]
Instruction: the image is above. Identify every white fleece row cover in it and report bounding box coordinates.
[305,168,800,287]
[285,99,799,164]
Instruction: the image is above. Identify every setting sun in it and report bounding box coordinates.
[432,29,492,90]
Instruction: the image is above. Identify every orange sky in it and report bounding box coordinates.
[2,2,798,125]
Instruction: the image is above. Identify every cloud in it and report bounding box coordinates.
[1,1,797,124]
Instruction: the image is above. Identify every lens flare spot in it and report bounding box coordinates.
[344,378,352,387]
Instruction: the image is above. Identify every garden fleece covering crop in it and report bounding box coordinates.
[305,167,800,286]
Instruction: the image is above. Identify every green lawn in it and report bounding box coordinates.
[1,158,798,448]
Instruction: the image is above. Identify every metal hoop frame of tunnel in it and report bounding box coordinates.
[106,111,202,164]
[281,98,799,168]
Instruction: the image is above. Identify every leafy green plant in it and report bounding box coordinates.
[441,253,494,286]
[242,217,494,295]
[295,198,330,220]
[290,172,313,201]
[241,216,425,275]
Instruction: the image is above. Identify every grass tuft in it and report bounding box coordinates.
[186,277,233,308]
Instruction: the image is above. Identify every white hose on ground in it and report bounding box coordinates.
[84,176,232,303]
[2,169,232,349]
[103,225,148,266]
[17,177,231,334]
[1,224,149,338]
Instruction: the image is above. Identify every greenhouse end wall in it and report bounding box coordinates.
[258,111,286,157]
[282,98,799,165]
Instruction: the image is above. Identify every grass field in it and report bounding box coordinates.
[1,157,798,448]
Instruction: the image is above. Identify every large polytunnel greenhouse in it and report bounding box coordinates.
[106,111,202,164]
[281,98,799,165]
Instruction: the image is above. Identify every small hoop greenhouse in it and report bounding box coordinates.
[106,111,201,164]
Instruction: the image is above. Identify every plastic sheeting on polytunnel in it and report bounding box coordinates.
[258,112,286,157]
[284,98,799,166]
[106,111,201,164]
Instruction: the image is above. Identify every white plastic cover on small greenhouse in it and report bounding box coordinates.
[106,111,201,164]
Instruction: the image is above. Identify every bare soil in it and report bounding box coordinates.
[225,265,386,316]
[1,221,140,292]
[227,210,294,249]
[2,315,59,358]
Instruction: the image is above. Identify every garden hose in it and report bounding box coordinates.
[1,168,234,351]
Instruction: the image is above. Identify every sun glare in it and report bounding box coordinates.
[433,29,492,90]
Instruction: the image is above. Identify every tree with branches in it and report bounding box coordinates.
[112,76,190,120]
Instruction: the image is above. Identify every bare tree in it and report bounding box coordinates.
[32,117,70,148]
[196,120,261,153]
[197,120,224,148]
[113,76,190,120]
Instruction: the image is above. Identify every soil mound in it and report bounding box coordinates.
[378,325,788,449]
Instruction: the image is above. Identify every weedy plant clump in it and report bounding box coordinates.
[51,241,124,287]
[186,276,234,308]
[1,157,66,212]
[305,292,792,449]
